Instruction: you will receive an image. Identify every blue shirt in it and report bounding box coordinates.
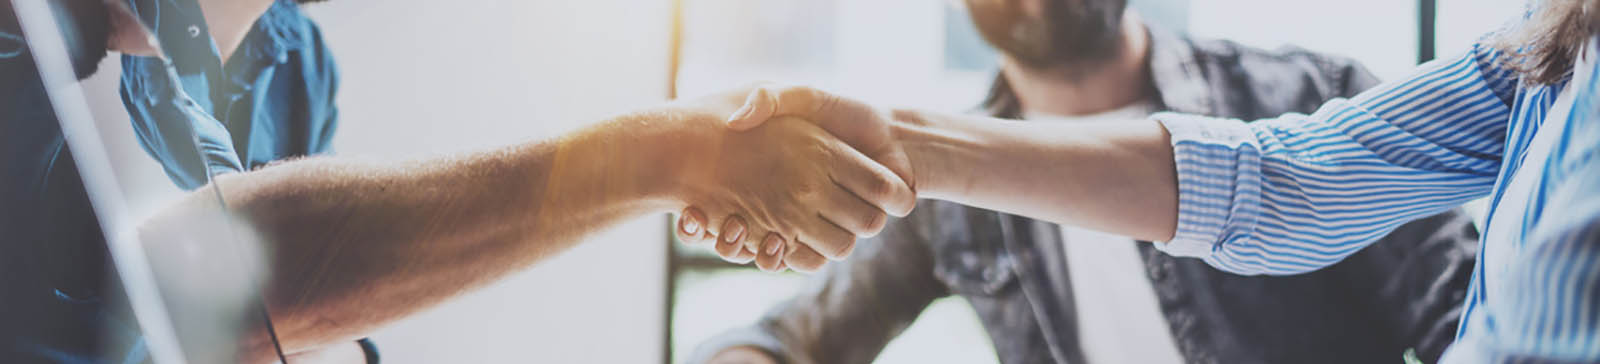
[121,0,339,190]
[1,0,338,362]
[1151,30,1600,363]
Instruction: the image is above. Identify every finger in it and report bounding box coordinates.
[817,185,889,237]
[676,207,712,245]
[727,245,757,264]
[727,85,835,130]
[725,87,772,131]
[711,215,749,262]
[714,235,756,264]
[796,215,858,261]
[783,241,828,273]
[753,233,787,272]
[827,141,916,217]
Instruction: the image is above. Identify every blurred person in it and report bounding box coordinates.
[2,0,914,363]
[683,1,1478,363]
[694,0,1600,362]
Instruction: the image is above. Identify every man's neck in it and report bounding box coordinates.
[197,0,276,64]
[1002,11,1153,117]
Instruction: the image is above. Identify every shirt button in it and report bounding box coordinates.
[187,25,201,38]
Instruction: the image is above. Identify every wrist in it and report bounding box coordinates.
[630,107,723,210]
[887,109,978,200]
[558,108,712,213]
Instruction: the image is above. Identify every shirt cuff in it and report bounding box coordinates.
[1150,112,1262,260]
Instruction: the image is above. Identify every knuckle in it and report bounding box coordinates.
[787,182,818,203]
[861,211,887,234]
[866,175,895,200]
[826,238,856,259]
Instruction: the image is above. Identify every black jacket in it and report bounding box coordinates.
[690,28,1480,364]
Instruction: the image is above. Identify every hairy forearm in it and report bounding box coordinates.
[890,110,1180,241]
[200,112,691,356]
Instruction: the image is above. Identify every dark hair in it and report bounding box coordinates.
[0,0,110,79]
[965,0,1129,70]
[1494,0,1600,85]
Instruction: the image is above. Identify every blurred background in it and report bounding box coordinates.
[68,0,1522,363]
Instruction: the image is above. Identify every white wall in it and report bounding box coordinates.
[299,1,673,363]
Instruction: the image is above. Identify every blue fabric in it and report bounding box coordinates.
[1151,32,1600,362]
[120,0,338,190]
[1,26,150,364]
[1,0,337,362]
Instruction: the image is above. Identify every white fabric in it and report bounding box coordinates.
[1028,101,1183,364]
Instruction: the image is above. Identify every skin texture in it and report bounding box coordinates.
[139,87,913,363]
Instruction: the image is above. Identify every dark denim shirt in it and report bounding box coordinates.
[690,28,1481,364]
[1,0,337,362]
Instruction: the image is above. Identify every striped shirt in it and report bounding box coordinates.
[1150,32,1600,363]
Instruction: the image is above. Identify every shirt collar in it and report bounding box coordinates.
[127,0,307,75]
[120,0,309,106]
[981,25,1216,118]
[238,0,309,65]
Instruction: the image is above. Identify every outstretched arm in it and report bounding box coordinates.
[707,49,1513,272]
[681,86,1181,268]
[140,88,914,361]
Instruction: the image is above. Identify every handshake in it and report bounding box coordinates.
[664,84,932,273]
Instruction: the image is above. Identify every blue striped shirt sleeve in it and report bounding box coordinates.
[1151,43,1516,275]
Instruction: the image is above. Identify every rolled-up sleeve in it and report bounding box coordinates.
[120,57,245,190]
[1153,42,1516,275]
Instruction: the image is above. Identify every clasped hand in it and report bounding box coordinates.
[671,85,913,272]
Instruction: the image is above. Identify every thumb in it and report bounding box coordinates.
[725,87,776,131]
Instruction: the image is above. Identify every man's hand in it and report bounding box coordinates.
[677,85,920,272]
[668,87,916,272]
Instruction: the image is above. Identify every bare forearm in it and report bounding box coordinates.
[891,110,1180,241]
[207,112,689,354]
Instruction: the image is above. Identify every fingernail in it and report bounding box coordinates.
[764,238,782,255]
[681,217,699,235]
[722,224,745,244]
[727,104,754,124]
